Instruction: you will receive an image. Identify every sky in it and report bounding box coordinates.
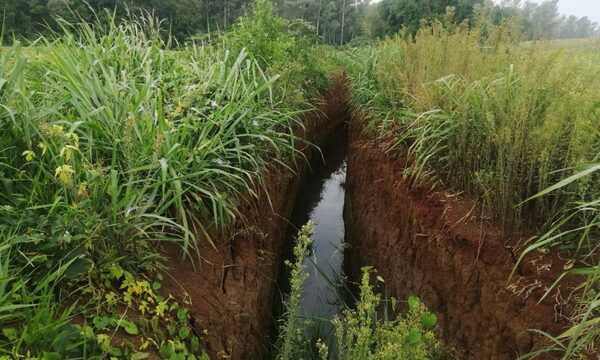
[551,0,600,23]
[369,0,600,24]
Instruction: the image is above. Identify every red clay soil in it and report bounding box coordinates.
[344,120,581,360]
[160,74,350,360]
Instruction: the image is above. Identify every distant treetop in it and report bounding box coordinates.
[0,0,597,45]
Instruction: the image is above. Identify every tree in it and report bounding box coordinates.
[368,0,483,38]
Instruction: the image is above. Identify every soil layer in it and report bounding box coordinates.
[161,74,350,360]
[344,120,578,360]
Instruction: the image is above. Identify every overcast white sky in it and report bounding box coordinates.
[548,0,600,23]
[369,0,600,24]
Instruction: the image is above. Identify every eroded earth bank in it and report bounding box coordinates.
[344,119,579,360]
[161,75,350,360]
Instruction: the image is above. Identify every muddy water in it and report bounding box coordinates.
[276,126,349,343]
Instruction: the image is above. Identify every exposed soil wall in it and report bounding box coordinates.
[161,74,350,360]
[344,120,578,360]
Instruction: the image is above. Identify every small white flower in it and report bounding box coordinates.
[252,119,259,127]
[215,158,224,167]
[126,207,138,216]
[210,100,218,108]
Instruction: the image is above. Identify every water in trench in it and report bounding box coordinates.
[275,126,350,346]
[298,152,347,321]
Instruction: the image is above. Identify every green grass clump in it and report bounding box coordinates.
[223,0,331,105]
[0,4,327,357]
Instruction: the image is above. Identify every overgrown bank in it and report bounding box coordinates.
[344,122,578,359]
[160,73,350,359]
[341,9,599,359]
[0,0,338,357]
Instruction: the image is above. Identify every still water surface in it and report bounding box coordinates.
[277,128,349,345]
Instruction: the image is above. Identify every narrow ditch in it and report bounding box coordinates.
[162,72,577,359]
[274,124,350,348]
[167,72,579,359]
[271,103,576,360]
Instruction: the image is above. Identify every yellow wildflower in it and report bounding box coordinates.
[37,142,47,156]
[77,182,89,198]
[22,150,36,162]
[51,125,65,136]
[175,101,186,113]
[59,145,78,161]
[55,165,74,184]
[65,132,79,146]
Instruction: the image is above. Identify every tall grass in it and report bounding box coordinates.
[0,4,326,356]
[344,7,599,358]
[354,10,600,229]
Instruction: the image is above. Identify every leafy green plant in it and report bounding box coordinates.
[331,270,440,360]
[224,0,330,106]
[274,224,442,360]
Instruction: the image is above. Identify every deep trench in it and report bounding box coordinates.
[268,104,574,360]
[166,76,575,360]
[273,124,351,349]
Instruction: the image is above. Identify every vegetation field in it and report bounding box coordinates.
[0,0,598,359]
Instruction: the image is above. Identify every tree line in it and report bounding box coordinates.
[1,0,598,44]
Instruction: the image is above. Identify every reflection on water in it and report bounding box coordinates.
[300,161,346,319]
[276,126,349,348]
